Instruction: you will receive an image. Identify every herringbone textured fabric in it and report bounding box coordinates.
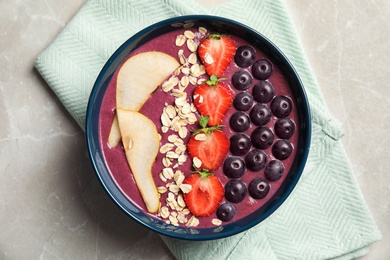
[35,0,381,259]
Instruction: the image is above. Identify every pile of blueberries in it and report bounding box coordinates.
[216,45,296,222]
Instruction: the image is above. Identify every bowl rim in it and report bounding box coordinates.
[86,14,312,241]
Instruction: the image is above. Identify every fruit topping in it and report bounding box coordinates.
[217,202,236,222]
[274,118,295,139]
[272,140,293,160]
[193,75,234,126]
[252,59,273,80]
[248,178,270,199]
[229,111,251,132]
[187,116,230,171]
[116,109,161,213]
[182,171,224,217]
[234,45,256,68]
[223,156,246,178]
[109,51,180,148]
[270,95,292,118]
[249,103,272,126]
[230,133,251,156]
[116,51,180,111]
[224,179,247,203]
[108,114,121,148]
[198,33,236,78]
[232,70,253,90]
[251,126,274,149]
[245,149,267,171]
[252,81,275,103]
[233,91,254,111]
[264,160,284,181]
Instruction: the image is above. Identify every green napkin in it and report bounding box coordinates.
[35,0,381,259]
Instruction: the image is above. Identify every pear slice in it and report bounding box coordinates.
[108,114,121,148]
[116,108,160,213]
[108,51,180,147]
[116,51,180,110]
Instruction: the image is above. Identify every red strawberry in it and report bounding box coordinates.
[187,116,230,171]
[183,172,224,217]
[193,75,234,126]
[198,33,236,78]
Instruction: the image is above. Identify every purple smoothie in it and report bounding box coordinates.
[99,27,299,228]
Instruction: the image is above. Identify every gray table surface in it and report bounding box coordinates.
[1,0,388,259]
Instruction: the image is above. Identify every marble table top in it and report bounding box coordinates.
[1,0,388,259]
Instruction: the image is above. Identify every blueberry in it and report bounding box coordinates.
[270,96,292,118]
[248,178,270,199]
[252,59,273,80]
[252,81,275,103]
[230,111,250,132]
[233,91,254,111]
[272,140,293,160]
[249,104,272,126]
[274,118,295,139]
[225,179,247,203]
[217,203,236,222]
[223,156,246,178]
[232,70,253,90]
[234,45,256,68]
[230,133,251,156]
[264,160,284,181]
[245,149,267,171]
[251,126,274,149]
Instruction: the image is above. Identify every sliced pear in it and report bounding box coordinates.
[108,114,121,148]
[108,51,180,147]
[116,108,160,213]
[116,51,180,110]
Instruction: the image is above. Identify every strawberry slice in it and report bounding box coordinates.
[193,75,234,126]
[183,171,224,217]
[198,33,236,78]
[187,116,230,171]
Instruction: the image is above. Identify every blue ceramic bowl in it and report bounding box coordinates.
[86,15,311,240]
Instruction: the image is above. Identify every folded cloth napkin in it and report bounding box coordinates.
[35,0,381,259]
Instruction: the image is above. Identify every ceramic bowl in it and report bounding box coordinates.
[86,15,311,240]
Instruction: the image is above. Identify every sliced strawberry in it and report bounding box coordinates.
[193,75,234,126]
[198,33,236,78]
[183,172,224,217]
[187,116,230,171]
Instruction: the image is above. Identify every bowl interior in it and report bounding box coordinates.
[86,15,311,240]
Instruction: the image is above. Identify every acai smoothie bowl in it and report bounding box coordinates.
[86,15,311,240]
